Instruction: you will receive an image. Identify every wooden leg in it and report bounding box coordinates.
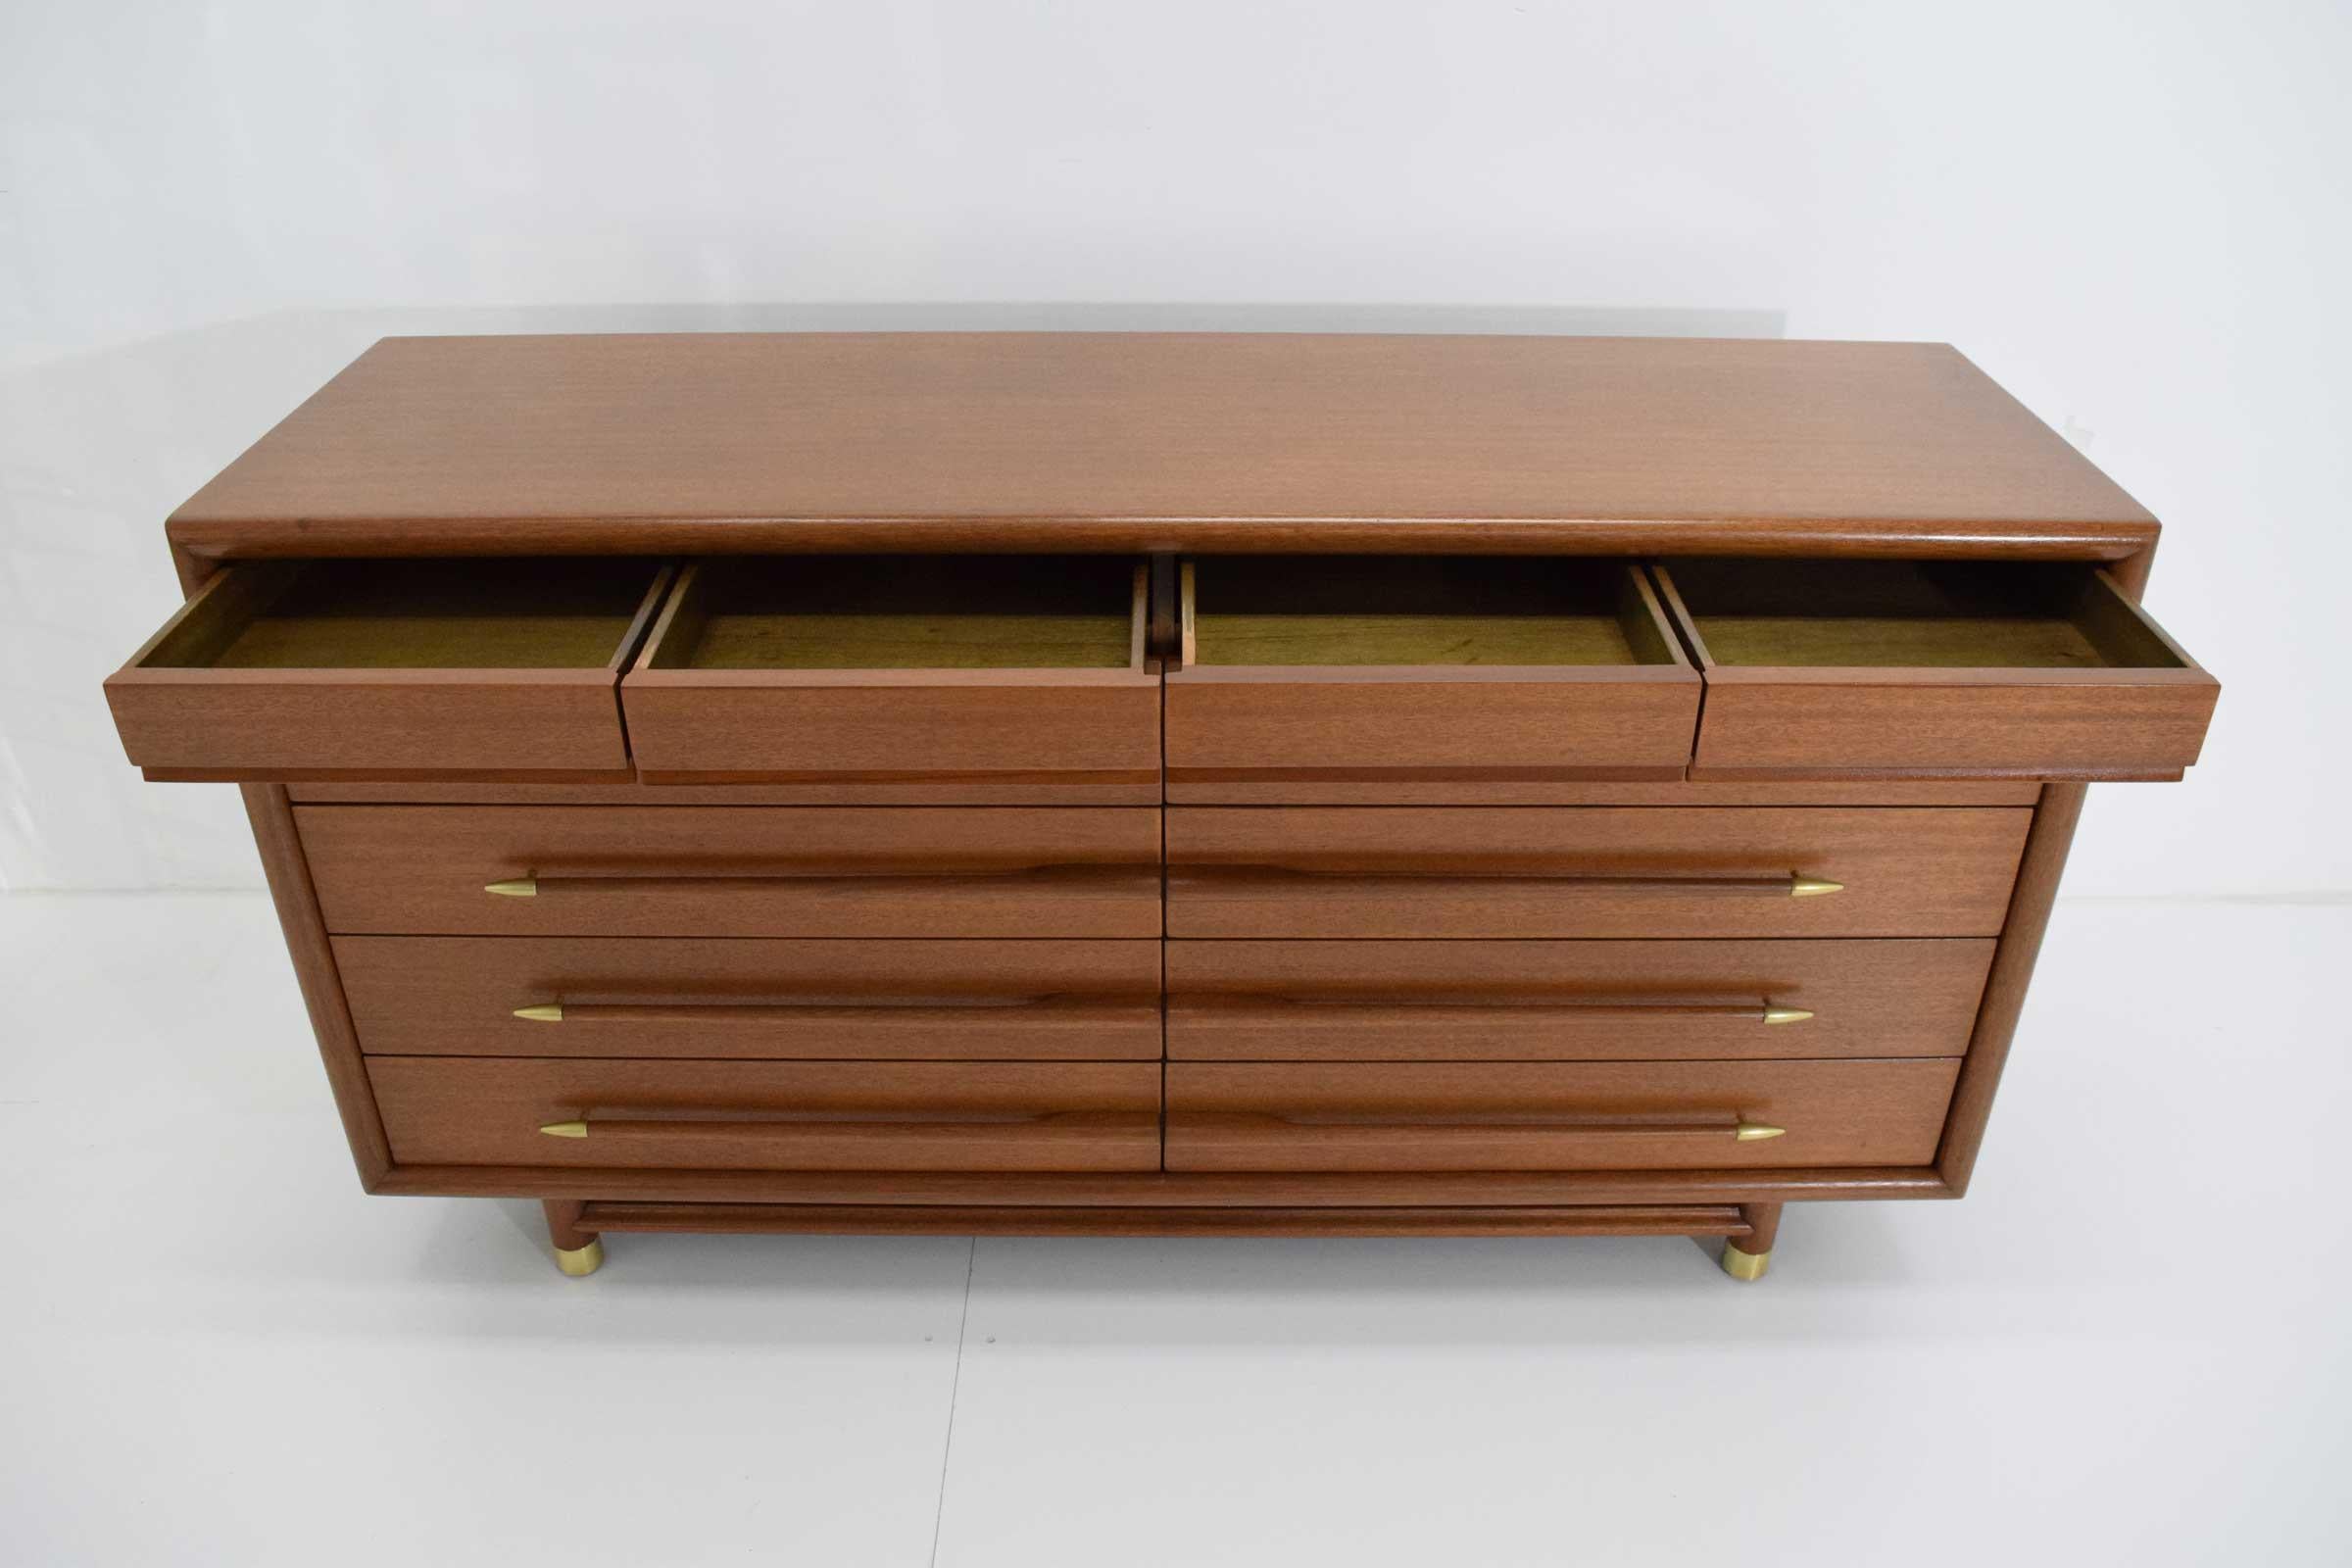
[544,1199,605,1277]
[1722,1201,1782,1282]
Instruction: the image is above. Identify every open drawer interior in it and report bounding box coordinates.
[1181,556,1683,668]
[134,558,662,670]
[1659,559,2193,671]
[106,558,667,779]
[619,557,1160,793]
[641,556,1146,671]
[1164,557,1699,796]
[1654,559,2218,778]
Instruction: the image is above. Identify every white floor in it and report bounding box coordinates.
[1,892,2345,1567]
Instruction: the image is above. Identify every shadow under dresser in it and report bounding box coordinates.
[101,332,2218,1280]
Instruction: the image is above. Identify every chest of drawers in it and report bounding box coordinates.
[101,332,2218,1280]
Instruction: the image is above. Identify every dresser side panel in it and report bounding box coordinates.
[242,782,393,1186]
[1935,782,2087,1193]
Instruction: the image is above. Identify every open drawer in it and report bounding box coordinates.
[104,558,669,780]
[1164,557,1700,801]
[620,556,1159,799]
[1653,560,2219,780]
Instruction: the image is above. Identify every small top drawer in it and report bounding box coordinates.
[104,559,669,780]
[1165,557,1700,801]
[1654,560,2219,780]
[620,556,1160,801]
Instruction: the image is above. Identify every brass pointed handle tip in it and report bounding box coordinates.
[1760,1007,1814,1026]
[538,1120,590,1139]
[514,1004,564,1023]
[1789,877,1843,898]
[485,878,538,898]
[1734,1122,1788,1142]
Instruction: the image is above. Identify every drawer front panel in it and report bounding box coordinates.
[1165,1058,1960,1172]
[1166,939,1994,1060]
[1165,807,2030,939]
[1163,672,1699,790]
[623,676,1162,792]
[338,937,1164,1060]
[298,805,1163,937]
[108,673,633,780]
[370,1057,1162,1173]
[1690,675,2219,779]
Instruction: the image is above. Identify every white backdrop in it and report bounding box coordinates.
[5,1,2344,896]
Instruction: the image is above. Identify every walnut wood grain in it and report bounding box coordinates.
[1166,938,1992,1060]
[1165,807,2030,939]
[1165,1058,1960,1172]
[369,1057,1162,1172]
[166,335,2156,561]
[574,1200,1755,1239]
[335,936,1163,1059]
[296,805,1163,938]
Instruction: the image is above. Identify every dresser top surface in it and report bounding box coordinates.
[169,332,2156,559]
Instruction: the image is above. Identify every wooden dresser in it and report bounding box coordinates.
[101,333,2219,1281]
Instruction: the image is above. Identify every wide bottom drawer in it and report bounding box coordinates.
[369,1058,1162,1173]
[1165,1058,1959,1172]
